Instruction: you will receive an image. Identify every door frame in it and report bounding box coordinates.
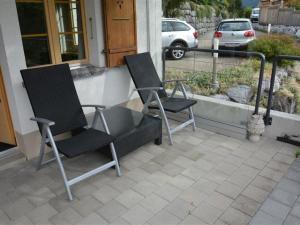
[0,66,16,147]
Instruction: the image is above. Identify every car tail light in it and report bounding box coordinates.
[244,30,255,37]
[193,31,199,39]
[214,31,222,38]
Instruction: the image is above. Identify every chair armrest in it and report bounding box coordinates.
[134,87,164,91]
[81,104,106,110]
[31,117,55,126]
[163,79,188,84]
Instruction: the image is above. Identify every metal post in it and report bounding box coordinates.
[212,38,220,90]
[254,55,266,115]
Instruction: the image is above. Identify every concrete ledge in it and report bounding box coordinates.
[168,91,300,140]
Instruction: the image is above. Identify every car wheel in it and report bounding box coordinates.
[170,43,186,60]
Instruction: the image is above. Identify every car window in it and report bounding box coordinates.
[218,21,251,31]
[253,9,260,14]
[171,22,190,31]
[162,21,173,32]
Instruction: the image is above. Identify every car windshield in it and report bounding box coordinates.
[218,21,251,31]
[253,9,260,14]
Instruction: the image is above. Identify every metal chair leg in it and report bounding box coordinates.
[109,143,121,176]
[153,92,173,145]
[37,126,47,170]
[46,127,73,201]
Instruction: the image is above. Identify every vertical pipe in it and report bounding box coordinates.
[265,58,278,125]
[254,55,265,115]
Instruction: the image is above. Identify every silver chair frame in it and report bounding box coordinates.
[32,105,121,201]
[133,79,196,145]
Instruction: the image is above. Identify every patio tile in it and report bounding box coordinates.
[284,215,300,225]
[251,175,277,192]
[216,181,243,199]
[192,178,219,195]
[132,180,158,197]
[290,203,300,218]
[227,171,253,188]
[173,156,195,169]
[50,208,82,225]
[204,191,233,211]
[139,193,169,214]
[277,178,300,195]
[260,198,291,220]
[148,210,181,225]
[116,189,144,208]
[140,161,163,174]
[184,136,203,146]
[242,185,269,203]
[216,162,238,175]
[286,169,300,183]
[253,150,275,162]
[0,209,10,225]
[10,216,34,225]
[244,157,267,170]
[148,171,172,186]
[231,195,261,216]
[267,160,290,173]
[109,217,130,225]
[162,163,185,177]
[238,165,260,178]
[166,198,195,219]
[179,215,207,225]
[25,187,56,207]
[250,210,283,225]
[168,174,195,190]
[97,200,127,223]
[192,202,223,224]
[75,212,107,225]
[27,203,57,224]
[181,166,206,180]
[122,205,153,225]
[93,185,120,204]
[260,167,285,182]
[154,183,181,202]
[269,188,298,207]
[4,198,35,220]
[109,176,137,192]
[179,187,209,206]
[273,153,295,165]
[194,159,215,172]
[132,150,154,163]
[205,169,229,184]
[219,207,251,225]
[125,168,151,183]
[71,196,103,217]
[223,154,244,167]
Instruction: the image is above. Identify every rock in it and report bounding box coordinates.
[211,94,230,101]
[227,85,253,104]
[296,30,300,38]
[262,76,280,93]
[272,92,296,113]
[276,68,288,80]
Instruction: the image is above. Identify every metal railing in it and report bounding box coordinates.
[162,47,266,115]
[264,55,300,125]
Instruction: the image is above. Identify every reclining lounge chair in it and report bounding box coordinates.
[125,52,197,145]
[21,64,121,201]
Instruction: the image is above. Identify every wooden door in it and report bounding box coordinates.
[103,0,137,67]
[0,67,16,145]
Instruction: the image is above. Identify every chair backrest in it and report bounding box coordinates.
[21,64,87,136]
[124,52,167,104]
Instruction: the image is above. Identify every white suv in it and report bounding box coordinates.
[162,18,199,60]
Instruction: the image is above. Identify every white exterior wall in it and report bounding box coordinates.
[0,0,162,147]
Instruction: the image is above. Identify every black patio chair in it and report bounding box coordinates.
[124,52,197,145]
[21,64,121,201]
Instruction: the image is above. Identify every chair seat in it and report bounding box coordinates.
[149,97,197,113]
[55,128,115,158]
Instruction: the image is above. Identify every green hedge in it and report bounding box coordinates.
[249,35,300,67]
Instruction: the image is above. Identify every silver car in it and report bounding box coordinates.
[213,19,256,51]
[162,18,199,59]
[250,8,260,23]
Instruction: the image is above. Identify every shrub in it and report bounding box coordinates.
[248,35,300,68]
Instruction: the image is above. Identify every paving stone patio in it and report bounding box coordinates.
[0,126,297,225]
